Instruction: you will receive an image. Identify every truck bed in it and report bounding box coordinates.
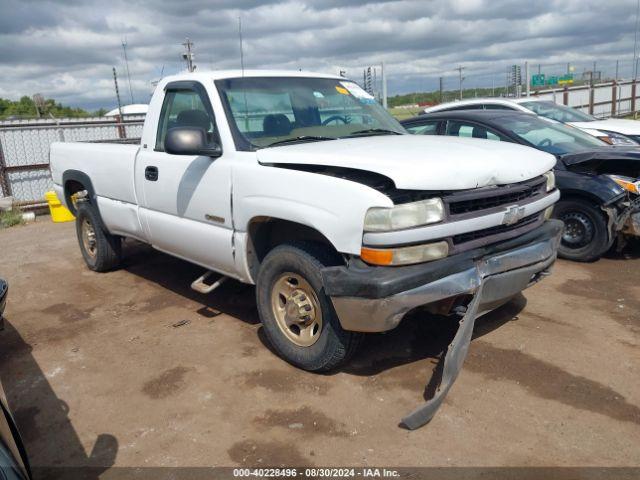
[50,141,140,206]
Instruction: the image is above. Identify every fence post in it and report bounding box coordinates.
[0,137,12,198]
[563,86,569,105]
[632,80,637,115]
[611,80,617,117]
[588,86,595,115]
[116,115,126,139]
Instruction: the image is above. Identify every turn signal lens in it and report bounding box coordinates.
[543,170,555,192]
[361,241,449,266]
[544,206,554,220]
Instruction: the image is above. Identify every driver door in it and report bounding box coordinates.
[135,82,236,276]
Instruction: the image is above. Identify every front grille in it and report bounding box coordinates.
[446,177,546,216]
[452,213,541,245]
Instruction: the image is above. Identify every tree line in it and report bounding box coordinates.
[0,96,107,120]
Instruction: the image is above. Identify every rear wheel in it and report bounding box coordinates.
[256,242,363,372]
[75,202,122,272]
[553,198,609,262]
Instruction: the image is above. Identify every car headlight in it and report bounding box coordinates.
[607,174,640,194]
[543,170,555,192]
[361,241,449,266]
[597,131,639,146]
[364,198,444,232]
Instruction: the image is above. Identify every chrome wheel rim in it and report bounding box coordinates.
[81,218,97,258]
[270,272,322,347]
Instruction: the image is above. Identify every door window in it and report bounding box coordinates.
[405,121,439,135]
[156,89,215,151]
[445,120,504,141]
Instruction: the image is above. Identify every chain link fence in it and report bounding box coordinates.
[0,116,144,205]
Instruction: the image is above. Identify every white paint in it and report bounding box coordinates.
[50,70,557,285]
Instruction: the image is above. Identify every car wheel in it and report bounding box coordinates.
[256,242,363,372]
[75,202,122,272]
[553,198,609,262]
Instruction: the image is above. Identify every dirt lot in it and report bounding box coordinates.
[1,219,639,472]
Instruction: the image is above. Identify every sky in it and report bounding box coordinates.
[0,0,638,110]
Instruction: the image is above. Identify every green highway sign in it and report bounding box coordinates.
[531,74,545,87]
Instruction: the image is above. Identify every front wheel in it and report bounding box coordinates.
[256,243,363,372]
[75,202,122,272]
[553,198,610,262]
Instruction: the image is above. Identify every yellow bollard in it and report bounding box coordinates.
[45,191,75,223]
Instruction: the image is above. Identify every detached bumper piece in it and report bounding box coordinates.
[0,279,7,331]
[323,220,563,429]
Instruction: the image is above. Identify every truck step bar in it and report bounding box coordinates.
[190,271,228,294]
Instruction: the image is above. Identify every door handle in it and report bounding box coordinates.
[145,166,158,181]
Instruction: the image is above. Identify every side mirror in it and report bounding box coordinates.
[165,127,222,157]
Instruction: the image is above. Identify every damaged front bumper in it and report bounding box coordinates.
[619,197,640,237]
[322,219,563,429]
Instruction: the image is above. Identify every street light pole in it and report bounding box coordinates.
[456,66,465,100]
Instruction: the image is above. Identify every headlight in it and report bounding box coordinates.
[597,131,639,146]
[543,170,555,192]
[607,174,640,194]
[360,241,449,266]
[364,198,444,232]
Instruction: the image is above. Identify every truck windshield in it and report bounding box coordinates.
[215,76,405,150]
[492,115,607,155]
[519,101,596,123]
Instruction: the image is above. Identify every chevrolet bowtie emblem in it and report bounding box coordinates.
[502,205,525,226]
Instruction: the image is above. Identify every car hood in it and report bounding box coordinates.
[561,148,640,167]
[256,135,556,190]
[569,118,640,136]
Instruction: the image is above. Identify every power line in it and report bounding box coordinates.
[121,38,134,104]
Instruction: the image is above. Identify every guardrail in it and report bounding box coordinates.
[0,116,144,207]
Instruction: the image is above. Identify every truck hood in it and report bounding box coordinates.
[569,119,640,136]
[256,135,555,190]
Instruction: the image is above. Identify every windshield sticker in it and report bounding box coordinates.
[335,86,349,95]
[340,81,377,104]
[340,81,374,99]
[313,91,325,98]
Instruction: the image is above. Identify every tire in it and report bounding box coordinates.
[553,198,610,262]
[75,202,122,272]
[256,242,363,372]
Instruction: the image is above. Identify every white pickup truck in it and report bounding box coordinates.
[50,70,562,428]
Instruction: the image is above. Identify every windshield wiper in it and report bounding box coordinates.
[266,136,336,147]
[341,128,403,138]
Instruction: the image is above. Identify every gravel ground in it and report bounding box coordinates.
[0,219,639,474]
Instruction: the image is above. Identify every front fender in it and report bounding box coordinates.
[555,170,625,205]
[233,163,393,255]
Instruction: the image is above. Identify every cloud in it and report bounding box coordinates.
[0,0,637,109]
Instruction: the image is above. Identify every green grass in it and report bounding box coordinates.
[0,208,24,228]
[389,106,423,120]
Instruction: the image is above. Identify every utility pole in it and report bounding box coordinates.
[525,61,530,97]
[616,59,619,80]
[121,38,134,104]
[634,0,640,78]
[112,67,125,138]
[439,76,444,103]
[182,37,195,72]
[456,66,465,100]
[381,61,387,108]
